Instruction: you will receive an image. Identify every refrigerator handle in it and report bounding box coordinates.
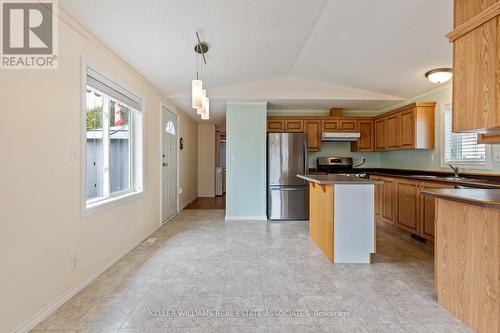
[304,138,309,175]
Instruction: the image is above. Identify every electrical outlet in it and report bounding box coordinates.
[428,153,434,162]
[71,255,78,269]
[494,151,500,162]
[179,188,183,194]
[70,148,79,161]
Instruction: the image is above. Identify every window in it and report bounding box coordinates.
[83,66,143,214]
[442,103,489,167]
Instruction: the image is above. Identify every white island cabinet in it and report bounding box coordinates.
[298,174,382,263]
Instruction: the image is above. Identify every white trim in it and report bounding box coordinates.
[198,193,215,198]
[439,101,492,170]
[225,215,268,221]
[80,57,146,217]
[10,222,164,333]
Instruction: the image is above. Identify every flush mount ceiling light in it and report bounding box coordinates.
[192,32,210,120]
[425,68,452,84]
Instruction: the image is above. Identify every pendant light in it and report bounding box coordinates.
[192,32,210,120]
[425,68,452,84]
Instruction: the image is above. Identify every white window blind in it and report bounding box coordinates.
[443,103,486,164]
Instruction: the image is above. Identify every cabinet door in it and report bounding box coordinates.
[419,182,455,241]
[380,177,395,225]
[284,120,304,132]
[358,120,374,151]
[339,119,358,132]
[386,114,399,150]
[374,118,386,151]
[305,120,321,151]
[395,179,419,233]
[399,110,415,149]
[268,120,284,132]
[452,19,498,132]
[370,176,382,221]
[322,120,340,132]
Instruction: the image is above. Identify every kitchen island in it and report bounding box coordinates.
[421,189,499,333]
[298,174,382,263]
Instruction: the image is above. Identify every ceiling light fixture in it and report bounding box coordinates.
[192,32,210,120]
[425,68,452,84]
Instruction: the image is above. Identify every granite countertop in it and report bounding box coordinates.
[421,189,500,209]
[298,174,383,185]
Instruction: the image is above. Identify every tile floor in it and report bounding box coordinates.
[32,210,473,333]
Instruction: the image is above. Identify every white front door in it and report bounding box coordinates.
[162,107,178,222]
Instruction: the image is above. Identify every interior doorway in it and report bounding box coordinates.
[161,107,178,222]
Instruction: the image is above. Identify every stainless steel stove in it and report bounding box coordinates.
[316,157,367,178]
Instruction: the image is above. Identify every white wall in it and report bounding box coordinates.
[0,9,197,333]
[197,123,216,197]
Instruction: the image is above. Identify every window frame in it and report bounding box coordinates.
[81,59,145,217]
[440,101,491,170]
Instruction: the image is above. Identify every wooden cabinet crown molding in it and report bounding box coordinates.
[446,2,500,41]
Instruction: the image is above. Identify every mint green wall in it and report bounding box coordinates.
[378,85,500,173]
[226,102,267,219]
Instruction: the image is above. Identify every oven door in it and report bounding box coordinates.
[267,186,309,220]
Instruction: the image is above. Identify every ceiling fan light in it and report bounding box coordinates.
[425,68,452,84]
[192,80,203,109]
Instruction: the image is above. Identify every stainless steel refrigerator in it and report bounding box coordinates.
[267,133,309,220]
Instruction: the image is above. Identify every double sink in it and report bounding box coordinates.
[407,174,492,188]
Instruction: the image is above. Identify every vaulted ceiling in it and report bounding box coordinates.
[60,0,453,124]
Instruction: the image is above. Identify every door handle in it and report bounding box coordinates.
[162,162,168,167]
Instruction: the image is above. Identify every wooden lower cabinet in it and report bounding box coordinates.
[420,182,455,240]
[395,179,420,233]
[380,176,395,225]
[374,175,457,241]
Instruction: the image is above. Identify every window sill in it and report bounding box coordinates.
[82,190,144,217]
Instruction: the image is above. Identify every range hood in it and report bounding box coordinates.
[321,132,361,142]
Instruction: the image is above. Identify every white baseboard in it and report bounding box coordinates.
[225,215,267,221]
[11,222,165,333]
[197,193,215,198]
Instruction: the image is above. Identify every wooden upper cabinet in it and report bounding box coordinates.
[305,120,321,151]
[339,119,358,132]
[386,114,399,150]
[395,178,420,233]
[322,119,340,132]
[374,118,386,151]
[374,103,435,151]
[453,0,499,27]
[351,120,374,152]
[267,119,284,132]
[448,0,500,133]
[284,119,304,132]
[399,110,415,149]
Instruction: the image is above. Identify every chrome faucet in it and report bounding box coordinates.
[448,164,459,178]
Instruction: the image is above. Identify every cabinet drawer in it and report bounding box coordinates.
[339,119,358,132]
[322,120,340,132]
[284,120,304,132]
[267,120,284,132]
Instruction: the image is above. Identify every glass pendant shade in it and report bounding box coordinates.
[192,80,203,109]
[197,89,206,115]
[201,97,210,120]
